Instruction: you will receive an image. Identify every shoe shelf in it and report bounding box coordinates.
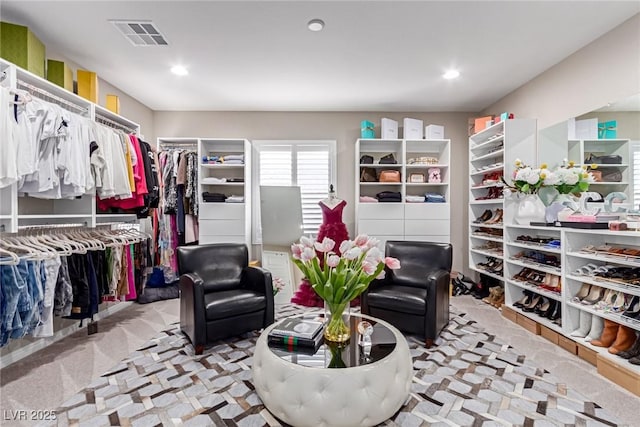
[565,301,640,333]
[470,199,504,205]
[470,164,504,176]
[566,251,640,269]
[470,248,503,258]
[470,265,504,282]
[471,183,504,190]
[470,149,505,163]
[470,234,504,244]
[469,223,503,230]
[506,278,563,302]
[470,136,504,152]
[507,258,562,275]
[565,274,640,298]
[507,241,561,254]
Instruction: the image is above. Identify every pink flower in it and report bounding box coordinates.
[327,254,340,268]
[376,270,386,280]
[314,237,335,253]
[354,234,368,247]
[301,247,316,262]
[345,246,362,260]
[365,247,382,264]
[362,260,377,275]
[300,236,314,248]
[339,240,355,254]
[365,237,380,250]
[385,257,401,270]
[291,244,303,260]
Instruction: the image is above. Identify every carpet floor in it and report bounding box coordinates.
[47,304,621,427]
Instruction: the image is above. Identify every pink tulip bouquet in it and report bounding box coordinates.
[291,234,400,342]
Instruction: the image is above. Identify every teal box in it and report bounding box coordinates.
[360,120,375,138]
[598,120,617,139]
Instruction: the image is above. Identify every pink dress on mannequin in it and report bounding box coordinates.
[291,199,349,307]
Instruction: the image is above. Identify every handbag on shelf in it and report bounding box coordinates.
[379,170,401,182]
[600,168,623,182]
[379,153,397,164]
[409,173,425,183]
[584,153,622,165]
[360,155,374,164]
[590,170,603,182]
[360,167,378,182]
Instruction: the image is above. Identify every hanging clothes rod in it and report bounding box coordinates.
[14,223,88,232]
[16,79,89,114]
[95,114,137,134]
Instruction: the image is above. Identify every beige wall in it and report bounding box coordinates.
[46,52,154,138]
[153,111,474,272]
[483,13,640,129]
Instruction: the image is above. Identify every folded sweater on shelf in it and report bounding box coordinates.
[405,195,426,203]
[359,196,379,203]
[376,191,402,202]
[201,177,227,184]
[202,192,227,202]
[226,195,244,203]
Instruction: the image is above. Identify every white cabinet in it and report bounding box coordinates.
[355,138,451,246]
[468,119,537,281]
[198,138,252,251]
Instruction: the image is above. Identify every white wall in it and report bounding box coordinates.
[153,111,474,273]
[483,14,640,129]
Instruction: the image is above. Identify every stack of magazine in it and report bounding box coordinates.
[268,316,325,349]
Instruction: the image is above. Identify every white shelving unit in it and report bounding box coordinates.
[199,138,252,250]
[468,119,537,283]
[355,138,451,247]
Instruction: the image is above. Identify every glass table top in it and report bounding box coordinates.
[268,312,397,369]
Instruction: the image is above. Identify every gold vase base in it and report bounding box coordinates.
[323,329,351,344]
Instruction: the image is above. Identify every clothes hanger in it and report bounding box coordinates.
[0,237,42,260]
[0,246,20,265]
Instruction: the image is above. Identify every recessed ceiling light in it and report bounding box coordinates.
[171,65,189,76]
[443,69,460,80]
[308,19,325,32]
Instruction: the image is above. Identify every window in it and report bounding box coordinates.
[252,140,337,243]
[633,141,640,210]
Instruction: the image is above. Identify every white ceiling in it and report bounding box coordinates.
[2,1,639,112]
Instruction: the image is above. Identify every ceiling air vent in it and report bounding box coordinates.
[110,20,169,46]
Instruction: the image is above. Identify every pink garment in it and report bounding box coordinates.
[125,244,137,301]
[291,199,351,308]
[170,215,179,272]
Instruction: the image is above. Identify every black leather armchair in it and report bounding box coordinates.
[361,241,452,348]
[177,244,274,354]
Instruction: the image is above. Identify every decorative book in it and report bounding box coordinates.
[270,317,324,339]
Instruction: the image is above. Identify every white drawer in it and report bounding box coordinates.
[404,235,450,244]
[404,203,450,220]
[199,203,245,220]
[199,235,246,245]
[358,219,404,235]
[404,219,450,236]
[199,219,245,236]
[358,203,404,219]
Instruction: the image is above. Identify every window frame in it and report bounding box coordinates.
[251,139,337,244]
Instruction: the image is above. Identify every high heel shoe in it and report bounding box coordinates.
[617,333,640,359]
[570,310,592,338]
[485,208,503,224]
[522,295,542,313]
[534,297,551,316]
[572,283,591,302]
[590,319,619,347]
[473,209,493,223]
[513,290,532,308]
[585,315,604,342]
[547,300,562,321]
[622,295,640,319]
[581,286,605,305]
[609,325,637,355]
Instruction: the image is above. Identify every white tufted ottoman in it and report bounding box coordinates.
[252,313,413,427]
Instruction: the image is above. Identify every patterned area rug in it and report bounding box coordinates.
[48,304,620,427]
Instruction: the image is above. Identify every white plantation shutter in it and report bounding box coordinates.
[297,148,330,235]
[253,140,336,243]
[633,141,640,209]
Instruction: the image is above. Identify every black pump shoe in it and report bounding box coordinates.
[514,291,532,308]
[547,300,562,321]
[622,296,640,320]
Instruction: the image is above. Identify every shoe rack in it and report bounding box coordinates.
[468,119,537,285]
[502,227,640,396]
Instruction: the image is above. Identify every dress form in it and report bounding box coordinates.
[291,185,350,307]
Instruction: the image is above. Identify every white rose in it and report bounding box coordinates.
[542,170,560,186]
[564,173,579,185]
[515,167,532,181]
[526,171,540,185]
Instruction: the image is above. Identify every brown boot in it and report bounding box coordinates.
[492,288,505,308]
[591,319,619,347]
[482,287,497,305]
[609,325,637,354]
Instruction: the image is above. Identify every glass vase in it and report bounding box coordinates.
[324,300,351,343]
[545,193,577,223]
[514,194,546,225]
[326,341,348,368]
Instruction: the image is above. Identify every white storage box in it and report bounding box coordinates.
[381,118,398,139]
[403,118,424,139]
[425,124,444,139]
